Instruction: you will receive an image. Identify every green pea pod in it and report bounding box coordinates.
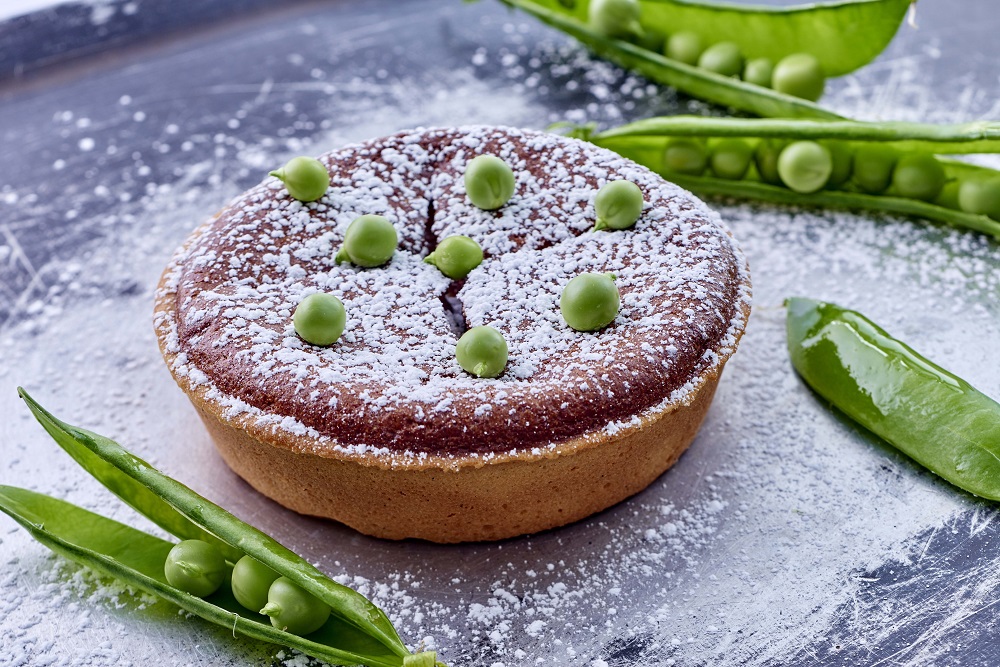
[786,298,1000,501]
[639,0,912,78]
[580,117,1000,238]
[499,0,840,119]
[15,389,442,667]
[0,486,410,667]
[517,0,912,77]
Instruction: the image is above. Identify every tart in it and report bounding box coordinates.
[154,125,751,543]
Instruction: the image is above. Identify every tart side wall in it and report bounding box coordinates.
[189,370,721,543]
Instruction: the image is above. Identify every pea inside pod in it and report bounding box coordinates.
[163,539,228,598]
[232,555,281,614]
[261,576,332,636]
[588,0,644,39]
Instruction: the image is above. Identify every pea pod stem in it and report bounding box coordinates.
[498,0,841,120]
[786,298,1000,502]
[593,116,1000,155]
[15,389,443,667]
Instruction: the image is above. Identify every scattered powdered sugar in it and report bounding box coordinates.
[3,4,1000,667]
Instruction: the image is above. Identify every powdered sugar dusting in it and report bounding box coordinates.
[3,3,1000,666]
[156,125,750,460]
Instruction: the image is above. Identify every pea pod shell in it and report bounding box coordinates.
[0,486,409,667]
[16,389,413,663]
[786,298,1000,501]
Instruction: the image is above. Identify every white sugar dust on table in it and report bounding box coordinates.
[2,4,1000,667]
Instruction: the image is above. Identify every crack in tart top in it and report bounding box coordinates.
[155,125,751,466]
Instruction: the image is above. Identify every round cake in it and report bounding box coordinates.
[154,125,752,543]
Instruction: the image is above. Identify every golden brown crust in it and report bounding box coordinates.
[188,366,722,543]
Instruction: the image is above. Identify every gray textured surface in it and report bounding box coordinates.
[2,1,1000,665]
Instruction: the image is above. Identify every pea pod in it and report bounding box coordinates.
[518,0,911,77]
[576,116,1000,238]
[0,487,421,667]
[10,389,443,667]
[501,0,839,119]
[786,298,1000,502]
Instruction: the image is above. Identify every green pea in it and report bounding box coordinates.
[698,42,743,78]
[753,139,787,186]
[588,0,644,39]
[269,156,329,203]
[710,138,753,180]
[456,326,508,378]
[464,155,516,210]
[935,180,962,211]
[163,539,227,598]
[777,141,833,194]
[260,576,331,636]
[231,555,280,614]
[822,141,854,189]
[664,138,708,176]
[853,145,899,194]
[664,31,704,66]
[743,57,774,88]
[334,214,398,267]
[958,177,1000,220]
[560,273,620,332]
[424,235,484,279]
[593,180,644,231]
[891,153,945,202]
[293,293,346,347]
[772,53,826,102]
[635,29,665,53]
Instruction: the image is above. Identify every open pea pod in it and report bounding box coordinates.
[639,0,913,78]
[500,0,841,120]
[0,486,431,667]
[786,298,1000,501]
[519,0,912,77]
[579,117,1000,239]
[16,389,440,667]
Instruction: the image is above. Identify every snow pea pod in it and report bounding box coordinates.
[786,298,1000,502]
[0,487,423,667]
[13,389,443,667]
